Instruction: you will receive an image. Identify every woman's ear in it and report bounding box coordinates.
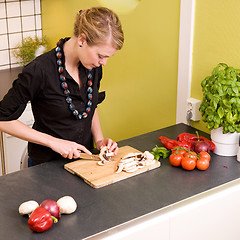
[78,34,86,47]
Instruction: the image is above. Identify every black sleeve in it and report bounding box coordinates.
[96,66,106,105]
[0,60,45,121]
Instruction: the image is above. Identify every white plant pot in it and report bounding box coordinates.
[211,127,240,156]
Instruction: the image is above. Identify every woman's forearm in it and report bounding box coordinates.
[0,120,92,158]
[91,109,104,146]
[0,120,55,147]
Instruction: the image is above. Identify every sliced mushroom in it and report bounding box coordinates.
[99,146,114,162]
[120,157,136,164]
[121,152,141,160]
[123,160,138,170]
[115,150,156,174]
[138,162,145,168]
[125,165,139,173]
[116,162,124,173]
[143,151,155,161]
[97,160,105,166]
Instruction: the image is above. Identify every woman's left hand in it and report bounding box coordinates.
[95,138,118,155]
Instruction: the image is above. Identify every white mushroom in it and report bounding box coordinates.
[143,151,155,161]
[120,157,136,163]
[18,200,39,216]
[97,160,105,166]
[57,196,77,214]
[115,150,156,174]
[115,162,124,173]
[138,162,145,168]
[123,160,138,170]
[125,165,139,173]
[99,146,114,162]
[121,152,142,160]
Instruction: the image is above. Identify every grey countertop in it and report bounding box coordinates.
[0,123,239,239]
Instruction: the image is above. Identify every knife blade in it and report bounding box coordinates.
[79,153,100,161]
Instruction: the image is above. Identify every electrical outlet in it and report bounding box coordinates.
[187,98,201,121]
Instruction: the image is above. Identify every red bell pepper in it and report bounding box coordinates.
[28,206,57,233]
[158,136,191,150]
[176,133,215,151]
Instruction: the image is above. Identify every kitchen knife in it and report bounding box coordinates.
[79,153,100,161]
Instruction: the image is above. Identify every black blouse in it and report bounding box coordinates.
[0,38,104,164]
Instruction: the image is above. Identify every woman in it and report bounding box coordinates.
[0,7,124,166]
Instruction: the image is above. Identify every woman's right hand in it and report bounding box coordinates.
[49,138,92,159]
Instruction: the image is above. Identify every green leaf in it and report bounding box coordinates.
[222,99,231,108]
[217,107,224,118]
[228,125,235,133]
[233,86,239,94]
[207,122,214,130]
[226,112,233,124]
[229,97,237,104]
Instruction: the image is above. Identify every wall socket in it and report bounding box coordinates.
[187,97,201,121]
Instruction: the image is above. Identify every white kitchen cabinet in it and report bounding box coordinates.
[2,103,34,174]
[0,146,2,176]
[96,211,170,240]
[89,180,240,240]
[170,181,240,240]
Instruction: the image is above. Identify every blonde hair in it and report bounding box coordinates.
[73,7,124,50]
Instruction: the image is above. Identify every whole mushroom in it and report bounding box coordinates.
[57,196,77,214]
[19,200,39,216]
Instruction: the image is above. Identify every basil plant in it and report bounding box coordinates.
[199,63,240,134]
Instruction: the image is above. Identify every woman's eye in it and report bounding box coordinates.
[98,55,103,59]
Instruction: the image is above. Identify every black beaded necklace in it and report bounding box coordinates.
[55,38,93,119]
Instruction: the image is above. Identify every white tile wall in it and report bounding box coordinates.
[0,19,7,34]
[36,14,42,29]
[21,1,34,16]
[9,32,22,48]
[0,0,42,69]
[22,30,36,39]
[0,3,6,18]
[0,51,9,66]
[35,0,41,14]
[6,2,21,17]
[7,17,21,32]
[22,15,35,31]
[0,35,8,50]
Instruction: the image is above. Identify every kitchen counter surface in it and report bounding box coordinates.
[0,123,240,239]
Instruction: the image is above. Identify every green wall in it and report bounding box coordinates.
[41,0,180,142]
[191,0,240,133]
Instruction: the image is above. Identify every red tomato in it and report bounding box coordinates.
[172,149,187,155]
[183,151,197,161]
[169,154,183,167]
[199,151,211,161]
[181,156,196,170]
[197,157,209,170]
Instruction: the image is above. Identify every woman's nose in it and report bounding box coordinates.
[99,58,108,66]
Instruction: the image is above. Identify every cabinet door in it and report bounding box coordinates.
[3,103,34,174]
[170,182,240,240]
[0,146,2,176]
[3,134,28,174]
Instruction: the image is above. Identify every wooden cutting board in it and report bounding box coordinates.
[64,146,161,188]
